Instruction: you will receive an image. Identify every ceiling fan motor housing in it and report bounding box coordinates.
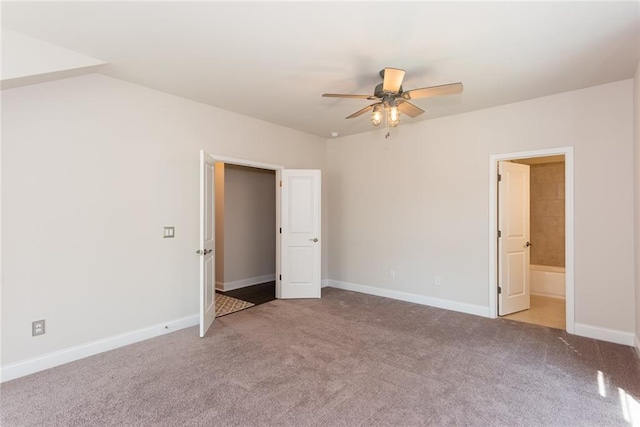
[374,83,403,98]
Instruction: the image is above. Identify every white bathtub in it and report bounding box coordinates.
[530,264,565,298]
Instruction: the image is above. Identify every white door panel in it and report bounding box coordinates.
[506,252,525,295]
[280,170,321,299]
[290,246,313,283]
[199,151,216,337]
[498,161,531,316]
[205,256,214,306]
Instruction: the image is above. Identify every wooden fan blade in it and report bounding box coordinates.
[402,82,463,100]
[382,68,406,93]
[397,100,425,118]
[346,104,375,119]
[323,93,375,99]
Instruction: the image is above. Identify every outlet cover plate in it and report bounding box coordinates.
[32,320,45,336]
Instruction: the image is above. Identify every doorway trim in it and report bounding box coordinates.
[206,153,284,298]
[488,146,574,334]
[207,154,283,172]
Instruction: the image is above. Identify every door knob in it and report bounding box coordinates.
[525,241,532,248]
[309,238,319,242]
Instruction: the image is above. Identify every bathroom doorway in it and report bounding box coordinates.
[488,147,575,333]
[503,155,566,329]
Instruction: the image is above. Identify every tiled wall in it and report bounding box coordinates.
[530,162,565,267]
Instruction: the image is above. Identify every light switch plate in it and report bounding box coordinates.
[163,227,175,238]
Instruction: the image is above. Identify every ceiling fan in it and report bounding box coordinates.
[322,67,463,137]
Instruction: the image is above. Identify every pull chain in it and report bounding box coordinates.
[385,106,390,139]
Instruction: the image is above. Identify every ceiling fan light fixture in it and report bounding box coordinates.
[388,103,399,127]
[371,105,382,126]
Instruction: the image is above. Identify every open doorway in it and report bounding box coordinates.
[198,152,322,336]
[214,163,277,311]
[501,156,566,329]
[488,147,575,333]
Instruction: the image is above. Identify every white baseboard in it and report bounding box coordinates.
[215,280,224,291]
[1,314,198,383]
[635,335,640,359]
[222,274,275,292]
[327,280,490,318]
[321,279,329,288]
[573,323,635,346]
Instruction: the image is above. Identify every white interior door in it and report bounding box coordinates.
[280,169,321,299]
[199,151,216,337]
[498,161,531,316]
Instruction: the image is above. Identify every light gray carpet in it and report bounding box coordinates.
[2,288,639,426]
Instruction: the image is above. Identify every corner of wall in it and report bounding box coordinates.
[635,60,640,356]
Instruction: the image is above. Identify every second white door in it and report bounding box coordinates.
[279,169,321,299]
[498,161,531,316]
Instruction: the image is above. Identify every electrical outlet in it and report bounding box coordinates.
[389,270,396,279]
[32,320,45,336]
[163,226,175,238]
[434,276,442,286]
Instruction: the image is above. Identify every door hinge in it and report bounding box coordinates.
[498,174,502,182]
[279,180,282,187]
[498,286,502,294]
[498,230,502,238]
[279,274,282,281]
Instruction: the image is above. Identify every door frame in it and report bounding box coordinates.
[488,147,575,334]
[205,153,284,298]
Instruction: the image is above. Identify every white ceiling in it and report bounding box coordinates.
[2,1,639,138]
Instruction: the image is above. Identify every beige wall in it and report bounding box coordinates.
[223,165,276,287]
[1,74,327,365]
[328,79,635,334]
[530,162,565,268]
[1,71,637,370]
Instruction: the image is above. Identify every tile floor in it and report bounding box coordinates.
[503,294,566,329]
